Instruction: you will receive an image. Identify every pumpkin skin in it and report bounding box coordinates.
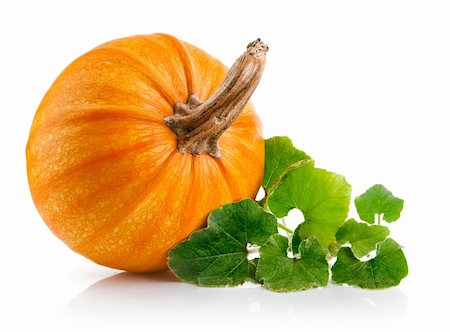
[26,33,264,272]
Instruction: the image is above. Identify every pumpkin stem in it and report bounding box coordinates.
[165,38,268,158]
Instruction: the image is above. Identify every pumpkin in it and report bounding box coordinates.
[26,33,268,272]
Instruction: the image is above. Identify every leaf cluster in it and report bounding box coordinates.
[168,137,408,292]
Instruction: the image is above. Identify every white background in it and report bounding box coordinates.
[1,1,449,331]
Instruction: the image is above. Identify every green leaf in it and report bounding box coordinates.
[355,184,404,224]
[336,218,390,258]
[256,235,329,292]
[331,238,408,289]
[267,163,351,248]
[263,136,311,193]
[167,199,278,286]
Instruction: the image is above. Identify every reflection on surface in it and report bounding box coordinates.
[62,271,408,330]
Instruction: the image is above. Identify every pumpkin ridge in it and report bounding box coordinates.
[153,33,196,96]
[214,157,239,199]
[61,107,167,125]
[222,134,263,168]
[37,47,174,118]
[114,154,197,271]
[170,154,197,242]
[32,145,178,252]
[73,149,180,253]
[31,106,168,140]
[93,46,177,107]
[30,135,173,193]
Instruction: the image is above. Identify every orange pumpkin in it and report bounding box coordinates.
[26,33,268,272]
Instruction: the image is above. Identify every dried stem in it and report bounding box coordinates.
[165,39,268,158]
